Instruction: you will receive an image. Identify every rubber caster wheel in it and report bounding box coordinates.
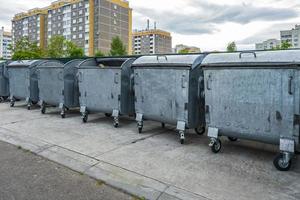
[273,154,292,171]
[114,123,119,128]
[211,139,222,153]
[105,113,112,117]
[61,113,65,119]
[138,127,142,134]
[161,123,165,128]
[10,102,15,107]
[82,115,88,123]
[228,137,238,142]
[41,107,46,114]
[195,127,205,135]
[0,97,3,103]
[180,139,185,144]
[27,106,31,110]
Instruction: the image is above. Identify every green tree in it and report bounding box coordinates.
[110,36,127,56]
[95,50,105,57]
[11,37,43,60]
[47,35,66,58]
[65,41,84,58]
[179,48,190,54]
[47,35,84,58]
[227,41,237,52]
[280,41,292,50]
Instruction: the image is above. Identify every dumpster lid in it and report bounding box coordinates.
[202,50,300,67]
[79,57,134,68]
[37,60,64,68]
[8,60,43,68]
[132,54,206,68]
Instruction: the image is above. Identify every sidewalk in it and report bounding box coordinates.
[0,101,299,200]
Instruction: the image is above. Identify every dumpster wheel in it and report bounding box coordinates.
[82,113,88,123]
[41,105,46,114]
[195,126,205,135]
[273,154,292,171]
[210,138,222,153]
[228,137,238,142]
[10,101,15,107]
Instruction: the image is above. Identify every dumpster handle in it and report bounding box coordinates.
[198,77,204,99]
[77,72,83,82]
[58,71,63,80]
[239,52,257,59]
[157,55,168,61]
[129,74,134,93]
[206,75,212,90]
[288,76,293,95]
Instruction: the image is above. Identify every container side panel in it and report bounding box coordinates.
[39,68,64,105]
[8,68,29,100]
[134,68,189,125]
[205,68,296,144]
[79,68,121,113]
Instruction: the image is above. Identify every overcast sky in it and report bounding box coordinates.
[1,0,300,51]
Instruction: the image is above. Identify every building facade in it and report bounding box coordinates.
[174,44,201,53]
[12,0,132,56]
[132,29,172,55]
[280,25,300,48]
[255,39,281,50]
[0,27,12,59]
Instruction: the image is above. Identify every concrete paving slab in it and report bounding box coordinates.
[0,127,52,153]
[86,161,168,200]
[97,131,300,200]
[38,145,99,173]
[160,186,210,200]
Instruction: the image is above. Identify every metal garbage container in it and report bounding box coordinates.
[7,60,44,109]
[38,59,82,118]
[78,57,137,127]
[0,60,9,102]
[132,54,207,144]
[202,50,300,171]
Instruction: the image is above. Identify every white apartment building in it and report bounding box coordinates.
[255,39,281,50]
[0,27,12,59]
[280,25,300,48]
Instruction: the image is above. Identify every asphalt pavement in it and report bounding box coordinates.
[0,140,133,200]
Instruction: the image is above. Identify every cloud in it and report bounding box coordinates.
[238,22,297,44]
[133,0,299,35]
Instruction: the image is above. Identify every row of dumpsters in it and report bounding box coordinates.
[0,50,300,171]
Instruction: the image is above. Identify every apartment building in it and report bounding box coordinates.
[132,22,172,55]
[12,8,47,49]
[12,0,132,56]
[255,39,281,50]
[280,25,300,48]
[0,27,12,59]
[174,44,201,53]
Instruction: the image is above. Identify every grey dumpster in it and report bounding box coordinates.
[7,60,44,109]
[78,57,137,127]
[0,61,9,102]
[38,59,82,118]
[202,50,300,171]
[132,54,207,144]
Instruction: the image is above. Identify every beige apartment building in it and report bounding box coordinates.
[12,0,132,56]
[132,22,172,55]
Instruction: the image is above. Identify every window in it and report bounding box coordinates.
[73,19,77,24]
[73,27,77,31]
[79,26,83,31]
[114,5,117,9]
[78,17,83,23]
[79,10,83,15]
[73,35,77,39]
[72,4,76,9]
[79,33,83,38]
